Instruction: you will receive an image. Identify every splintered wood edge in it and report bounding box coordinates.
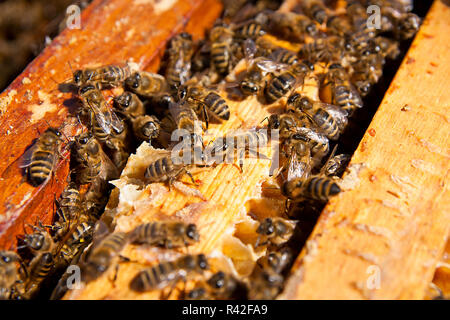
[280,0,450,300]
[0,0,223,250]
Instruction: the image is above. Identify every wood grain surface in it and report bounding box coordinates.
[280,0,450,300]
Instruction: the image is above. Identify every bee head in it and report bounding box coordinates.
[257,218,274,236]
[268,114,280,130]
[305,23,318,36]
[240,81,259,95]
[187,288,206,299]
[79,84,96,96]
[25,233,44,250]
[197,254,209,270]
[141,120,159,139]
[298,96,313,111]
[76,132,92,145]
[125,73,141,90]
[73,70,83,85]
[178,86,188,101]
[208,271,226,289]
[328,63,342,70]
[186,224,199,242]
[179,32,192,41]
[0,251,18,265]
[114,92,132,109]
[357,81,371,96]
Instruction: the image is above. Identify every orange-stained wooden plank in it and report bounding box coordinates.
[0,0,223,250]
[281,0,450,300]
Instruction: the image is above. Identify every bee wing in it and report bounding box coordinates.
[287,148,312,181]
[319,102,349,130]
[85,99,112,134]
[97,148,120,181]
[2,142,41,181]
[255,58,287,74]
[243,38,257,62]
[108,108,125,133]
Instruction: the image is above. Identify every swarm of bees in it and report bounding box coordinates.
[0,0,420,300]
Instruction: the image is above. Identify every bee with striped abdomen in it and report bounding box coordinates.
[72,132,119,185]
[164,32,194,91]
[81,231,128,282]
[2,127,64,187]
[209,22,235,75]
[130,254,209,292]
[79,84,124,136]
[282,175,341,202]
[125,71,168,98]
[255,217,297,248]
[320,63,364,117]
[257,246,294,274]
[128,221,199,249]
[0,251,23,300]
[72,64,131,89]
[264,61,314,103]
[287,94,348,140]
[179,84,230,129]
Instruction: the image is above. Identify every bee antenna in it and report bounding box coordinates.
[260,116,269,124]
[67,61,74,74]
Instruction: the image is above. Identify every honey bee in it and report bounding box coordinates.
[298,37,342,63]
[320,63,364,116]
[255,217,297,248]
[81,231,128,282]
[104,125,131,171]
[187,271,247,300]
[351,51,385,96]
[282,175,341,202]
[83,178,111,219]
[144,149,204,188]
[79,84,124,135]
[268,113,329,159]
[265,11,319,42]
[302,0,328,24]
[65,220,95,247]
[326,14,352,37]
[130,115,161,143]
[72,64,131,89]
[72,132,119,185]
[2,127,63,187]
[256,246,294,274]
[207,130,269,170]
[369,36,400,60]
[247,264,284,300]
[169,101,203,145]
[264,61,314,103]
[0,251,22,300]
[239,40,285,96]
[21,225,55,256]
[130,254,209,292]
[128,221,200,249]
[179,85,230,128]
[23,252,54,299]
[125,71,168,98]
[209,22,235,75]
[56,182,81,223]
[164,32,194,91]
[234,21,266,39]
[323,153,351,177]
[287,94,348,140]
[114,91,146,120]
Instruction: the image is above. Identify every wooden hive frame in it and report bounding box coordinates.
[0,0,448,300]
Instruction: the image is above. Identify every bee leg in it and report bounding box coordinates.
[185,169,197,186]
[202,104,209,130]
